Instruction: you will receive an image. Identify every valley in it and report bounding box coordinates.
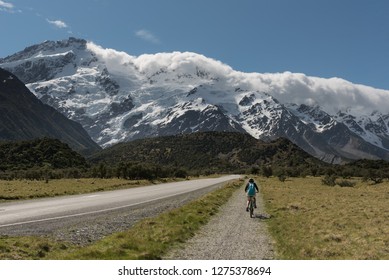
[1,37,389,261]
[0,176,388,260]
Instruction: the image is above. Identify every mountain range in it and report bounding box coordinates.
[1,37,389,163]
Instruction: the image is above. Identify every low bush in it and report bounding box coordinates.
[321,175,337,186]
[336,180,356,188]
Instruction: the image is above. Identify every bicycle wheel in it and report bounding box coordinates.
[249,199,254,218]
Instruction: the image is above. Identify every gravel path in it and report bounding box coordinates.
[164,186,275,260]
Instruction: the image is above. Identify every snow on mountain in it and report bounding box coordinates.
[335,110,389,151]
[286,104,338,133]
[1,37,389,162]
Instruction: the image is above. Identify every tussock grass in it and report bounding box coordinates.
[0,236,71,260]
[260,176,389,259]
[41,178,243,259]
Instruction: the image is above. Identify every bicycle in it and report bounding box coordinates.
[248,196,255,218]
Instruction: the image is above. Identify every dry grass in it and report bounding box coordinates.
[260,176,389,260]
[0,236,71,260]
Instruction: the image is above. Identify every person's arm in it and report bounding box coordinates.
[244,184,248,192]
[255,183,259,192]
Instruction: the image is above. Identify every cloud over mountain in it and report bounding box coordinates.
[88,41,389,116]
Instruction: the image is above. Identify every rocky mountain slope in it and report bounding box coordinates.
[0,67,100,155]
[1,37,389,162]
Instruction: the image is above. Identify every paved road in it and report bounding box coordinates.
[0,175,240,229]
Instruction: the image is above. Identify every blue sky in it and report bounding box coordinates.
[1,0,388,90]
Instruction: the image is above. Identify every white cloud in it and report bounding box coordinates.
[239,71,389,116]
[86,41,136,75]
[134,51,233,80]
[46,19,68,29]
[133,52,389,115]
[86,40,389,116]
[0,0,14,12]
[135,29,160,44]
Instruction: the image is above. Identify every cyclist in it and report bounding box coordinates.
[245,178,259,212]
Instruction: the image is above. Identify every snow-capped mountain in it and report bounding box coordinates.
[2,37,389,163]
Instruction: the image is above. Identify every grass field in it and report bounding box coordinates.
[260,176,389,260]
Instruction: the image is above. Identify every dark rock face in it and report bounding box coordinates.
[96,68,120,96]
[158,105,246,136]
[5,52,76,84]
[0,38,88,84]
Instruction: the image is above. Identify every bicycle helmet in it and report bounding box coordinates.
[249,178,254,183]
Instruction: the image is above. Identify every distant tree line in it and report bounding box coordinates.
[2,137,389,183]
[90,161,188,180]
[0,162,188,181]
[2,158,389,183]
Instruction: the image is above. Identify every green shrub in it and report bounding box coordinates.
[322,175,337,186]
[278,174,287,182]
[337,180,356,188]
